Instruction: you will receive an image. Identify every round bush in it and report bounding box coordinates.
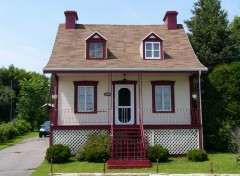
[149,145,169,162]
[5,122,18,139]
[0,123,8,142]
[76,134,110,162]
[45,144,71,163]
[187,149,208,162]
[15,119,31,134]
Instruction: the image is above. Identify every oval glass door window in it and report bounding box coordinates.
[118,88,131,123]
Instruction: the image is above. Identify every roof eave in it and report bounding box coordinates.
[43,67,208,74]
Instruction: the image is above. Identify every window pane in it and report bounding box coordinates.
[79,87,85,95]
[163,86,171,110]
[155,87,162,110]
[154,51,159,57]
[86,87,93,95]
[146,51,152,57]
[164,87,170,101]
[87,95,93,104]
[78,103,85,111]
[153,43,159,50]
[156,102,162,110]
[96,43,103,50]
[87,103,93,111]
[89,50,95,58]
[164,102,171,110]
[89,43,95,50]
[96,51,103,58]
[146,43,152,50]
[156,87,162,95]
[79,95,85,104]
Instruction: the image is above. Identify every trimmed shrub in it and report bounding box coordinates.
[45,144,71,163]
[187,149,209,162]
[76,134,110,162]
[149,145,169,162]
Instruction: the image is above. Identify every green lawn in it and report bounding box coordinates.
[32,152,240,176]
[0,132,38,150]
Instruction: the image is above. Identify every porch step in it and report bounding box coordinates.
[109,125,150,168]
[107,159,151,169]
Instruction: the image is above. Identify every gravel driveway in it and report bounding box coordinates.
[0,136,49,176]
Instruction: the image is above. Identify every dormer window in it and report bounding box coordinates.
[85,32,107,60]
[89,43,103,58]
[142,32,164,60]
[145,42,160,59]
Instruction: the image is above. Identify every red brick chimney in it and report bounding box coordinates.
[64,11,78,29]
[163,11,178,30]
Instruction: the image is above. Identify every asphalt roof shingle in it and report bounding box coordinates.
[44,24,207,72]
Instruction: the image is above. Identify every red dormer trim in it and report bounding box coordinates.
[142,32,164,60]
[85,32,107,60]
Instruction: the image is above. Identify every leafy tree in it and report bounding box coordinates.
[17,73,49,130]
[229,16,240,61]
[202,62,240,151]
[0,86,15,106]
[185,0,235,68]
[0,65,30,122]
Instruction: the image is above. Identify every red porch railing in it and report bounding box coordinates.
[142,108,200,125]
[50,108,200,126]
[51,109,109,125]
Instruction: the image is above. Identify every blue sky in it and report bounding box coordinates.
[0,0,239,74]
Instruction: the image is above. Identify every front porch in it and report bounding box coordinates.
[51,108,201,126]
[50,107,202,157]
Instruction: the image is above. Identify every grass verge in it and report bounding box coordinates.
[32,152,240,176]
[0,132,38,150]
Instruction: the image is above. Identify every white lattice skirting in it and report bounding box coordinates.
[145,129,199,154]
[52,129,199,155]
[52,130,109,154]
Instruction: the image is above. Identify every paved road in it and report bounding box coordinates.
[0,136,49,176]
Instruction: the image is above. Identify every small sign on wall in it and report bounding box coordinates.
[104,92,111,96]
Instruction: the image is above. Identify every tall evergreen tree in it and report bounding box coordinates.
[185,0,234,68]
[229,16,240,61]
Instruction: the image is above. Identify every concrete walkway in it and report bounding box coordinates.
[0,136,49,176]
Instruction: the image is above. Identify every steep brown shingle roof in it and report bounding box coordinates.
[43,24,207,72]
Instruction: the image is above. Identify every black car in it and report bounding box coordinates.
[39,121,50,137]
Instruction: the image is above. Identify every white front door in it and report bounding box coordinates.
[115,84,134,125]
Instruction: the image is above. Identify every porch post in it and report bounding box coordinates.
[108,73,113,125]
[198,71,204,149]
[138,73,143,124]
[52,74,58,126]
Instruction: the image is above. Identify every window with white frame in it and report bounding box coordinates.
[73,81,98,113]
[151,81,175,113]
[89,43,103,59]
[155,85,171,111]
[78,86,94,112]
[145,42,160,59]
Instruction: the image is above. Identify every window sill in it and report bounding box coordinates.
[153,110,175,113]
[74,111,98,114]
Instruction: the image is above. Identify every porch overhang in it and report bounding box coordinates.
[43,67,208,74]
